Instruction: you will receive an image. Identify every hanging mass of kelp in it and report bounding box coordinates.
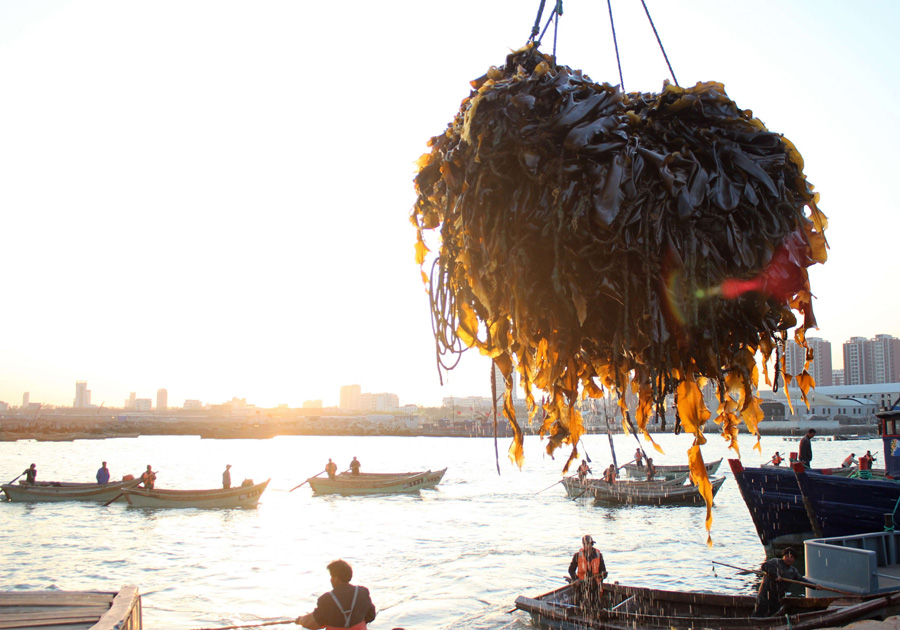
[411,44,828,529]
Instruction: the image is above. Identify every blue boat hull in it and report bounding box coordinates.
[794,469,900,537]
[728,460,814,557]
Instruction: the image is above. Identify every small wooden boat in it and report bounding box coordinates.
[588,476,726,506]
[561,474,690,499]
[307,469,447,495]
[515,581,900,630]
[122,479,270,508]
[622,458,722,480]
[1,478,142,503]
[0,585,142,629]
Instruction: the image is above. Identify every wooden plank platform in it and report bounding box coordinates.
[0,587,141,630]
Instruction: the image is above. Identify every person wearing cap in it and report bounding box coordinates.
[295,559,376,629]
[96,461,110,485]
[752,547,817,617]
[222,465,232,489]
[568,535,607,610]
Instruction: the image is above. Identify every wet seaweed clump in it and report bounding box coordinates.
[411,45,827,529]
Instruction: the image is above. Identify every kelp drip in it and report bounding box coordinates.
[411,46,828,530]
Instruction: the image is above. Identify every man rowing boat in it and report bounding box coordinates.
[752,547,817,617]
[295,559,376,629]
[568,535,606,611]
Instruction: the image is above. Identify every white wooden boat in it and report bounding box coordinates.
[122,479,270,508]
[622,457,722,480]
[1,478,142,503]
[561,473,690,499]
[589,476,727,506]
[307,469,447,495]
[0,585,142,629]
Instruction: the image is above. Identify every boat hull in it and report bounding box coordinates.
[515,582,900,630]
[122,479,269,508]
[586,476,726,506]
[1,479,142,503]
[793,467,900,538]
[307,469,446,495]
[622,458,722,480]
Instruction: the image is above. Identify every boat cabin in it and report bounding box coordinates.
[806,530,900,596]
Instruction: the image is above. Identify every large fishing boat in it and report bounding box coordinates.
[730,407,900,557]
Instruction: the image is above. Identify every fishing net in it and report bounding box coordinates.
[411,44,827,530]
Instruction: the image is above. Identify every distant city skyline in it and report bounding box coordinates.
[4,332,900,411]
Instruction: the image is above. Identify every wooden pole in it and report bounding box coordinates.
[290,470,325,492]
[191,619,295,630]
[711,561,858,596]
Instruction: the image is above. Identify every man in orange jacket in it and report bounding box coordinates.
[568,535,607,610]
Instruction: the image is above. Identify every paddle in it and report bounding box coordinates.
[616,459,635,472]
[536,479,564,494]
[191,619,295,630]
[7,473,23,485]
[103,471,159,506]
[290,469,325,492]
[711,561,858,596]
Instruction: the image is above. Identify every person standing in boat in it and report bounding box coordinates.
[96,461,110,485]
[325,458,338,480]
[842,453,857,468]
[567,535,607,611]
[770,452,783,466]
[602,464,616,484]
[752,547,817,617]
[22,463,37,485]
[295,559,376,629]
[798,428,816,468]
[576,460,591,482]
[645,458,657,482]
[634,448,644,469]
[349,457,361,476]
[222,464,232,489]
[140,465,157,490]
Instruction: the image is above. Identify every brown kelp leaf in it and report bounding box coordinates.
[688,445,714,531]
[412,43,828,535]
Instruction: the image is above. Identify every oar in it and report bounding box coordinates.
[290,469,325,492]
[536,479,564,495]
[711,561,858,596]
[191,619,296,630]
[6,474,23,485]
[616,459,635,472]
[103,471,159,506]
[578,441,592,463]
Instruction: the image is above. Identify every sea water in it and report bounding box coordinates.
[0,432,879,629]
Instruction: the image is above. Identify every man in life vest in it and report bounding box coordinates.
[295,559,376,630]
[325,459,338,480]
[140,465,157,490]
[567,535,607,611]
[771,452,783,466]
[634,448,644,469]
[602,464,617,484]
[577,460,591,482]
[842,453,857,468]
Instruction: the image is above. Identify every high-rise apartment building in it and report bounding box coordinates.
[339,384,362,410]
[833,369,845,386]
[22,392,29,408]
[157,388,168,411]
[74,381,91,408]
[843,335,900,385]
[783,337,833,386]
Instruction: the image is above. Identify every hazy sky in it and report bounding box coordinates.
[1,0,898,409]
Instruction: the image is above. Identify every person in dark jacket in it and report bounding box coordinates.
[96,462,110,485]
[798,429,816,467]
[568,535,607,611]
[296,559,376,629]
[752,547,817,617]
[222,465,232,489]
